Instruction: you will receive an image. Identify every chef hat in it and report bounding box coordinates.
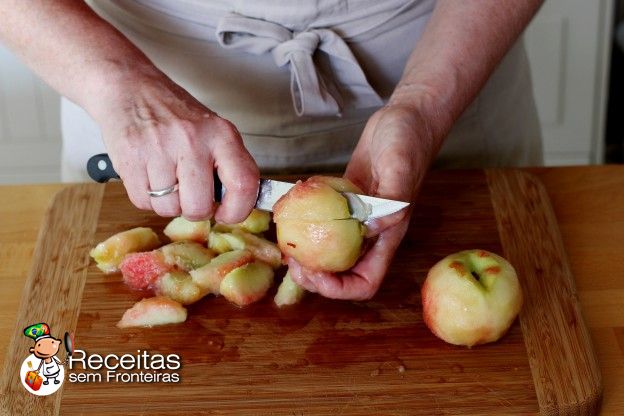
[23,323,52,342]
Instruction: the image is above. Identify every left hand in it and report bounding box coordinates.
[288,103,437,300]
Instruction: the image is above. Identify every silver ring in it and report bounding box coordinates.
[147,183,179,197]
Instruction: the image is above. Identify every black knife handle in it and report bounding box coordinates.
[87,153,119,183]
[87,153,224,202]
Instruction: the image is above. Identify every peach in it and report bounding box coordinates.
[208,231,246,253]
[90,227,161,273]
[117,296,187,328]
[208,230,282,268]
[120,251,171,290]
[160,241,215,271]
[214,209,271,234]
[421,250,523,347]
[163,217,211,243]
[273,176,364,272]
[232,229,282,269]
[190,249,255,295]
[208,231,238,253]
[219,261,274,307]
[155,270,204,305]
[277,219,364,272]
[274,271,306,307]
[273,177,354,222]
[309,176,363,193]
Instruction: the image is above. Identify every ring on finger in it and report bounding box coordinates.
[147,183,179,197]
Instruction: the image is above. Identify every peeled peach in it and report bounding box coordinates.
[90,227,161,273]
[273,176,354,222]
[422,250,523,347]
[273,176,364,272]
[277,219,364,272]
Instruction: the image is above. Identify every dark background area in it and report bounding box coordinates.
[605,0,624,163]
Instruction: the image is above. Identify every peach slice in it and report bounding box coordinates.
[163,217,211,243]
[274,271,306,307]
[219,261,274,307]
[120,251,172,290]
[117,296,187,328]
[90,227,161,273]
[208,231,244,253]
[190,249,255,295]
[155,270,204,305]
[160,241,215,271]
[208,230,281,268]
[232,229,282,269]
[214,209,271,234]
[235,209,271,234]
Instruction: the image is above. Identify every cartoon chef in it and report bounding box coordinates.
[24,323,63,385]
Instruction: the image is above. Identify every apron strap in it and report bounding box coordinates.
[216,14,383,117]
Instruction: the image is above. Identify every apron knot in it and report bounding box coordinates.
[272,31,321,65]
[216,14,383,117]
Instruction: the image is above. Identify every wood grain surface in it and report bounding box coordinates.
[487,170,602,415]
[0,184,104,415]
[0,168,608,415]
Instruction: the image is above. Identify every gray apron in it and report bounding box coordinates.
[61,0,542,181]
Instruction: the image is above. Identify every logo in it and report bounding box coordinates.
[19,322,181,395]
[20,323,73,396]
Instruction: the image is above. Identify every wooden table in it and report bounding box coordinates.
[0,166,622,414]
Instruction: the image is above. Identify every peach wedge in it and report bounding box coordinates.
[213,209,271,234]
[117,296,187,328]
[164,217,211,243]
[219,261,274,307]
[190,249,255,295]
[155,270,204,305]
[120,251,171,290]
[274,271,306,307]
[160,241,215,271]
[90,227,161,273]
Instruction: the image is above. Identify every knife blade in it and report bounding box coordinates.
[87,154,410,221]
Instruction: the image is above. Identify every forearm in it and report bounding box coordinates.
[0,0,159,118]
[390,0,543,143]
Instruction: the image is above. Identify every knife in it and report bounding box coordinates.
[87,154,409,221]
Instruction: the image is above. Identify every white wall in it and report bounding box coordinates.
[524,0,614,165]
[0,0,615,183]
[0,46,61,183]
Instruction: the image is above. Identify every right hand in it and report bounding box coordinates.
[92,70,259,223]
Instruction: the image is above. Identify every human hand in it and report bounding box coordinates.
[93,70,259,223]
[288,104,437,300]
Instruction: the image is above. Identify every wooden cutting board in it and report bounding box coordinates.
[0,170,601,415]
